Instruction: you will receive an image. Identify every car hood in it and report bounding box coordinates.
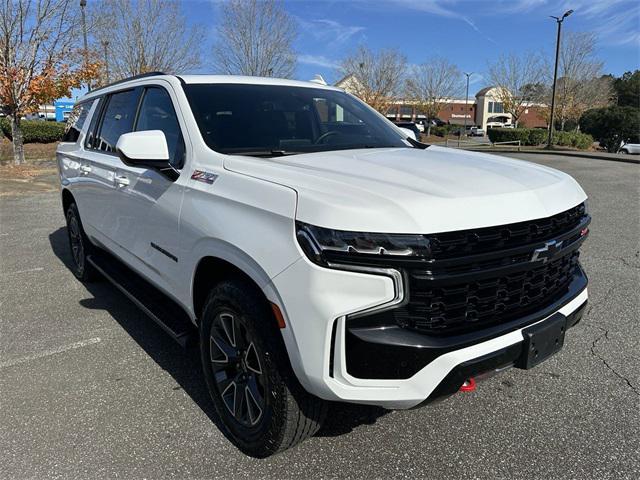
[224,145,587,233]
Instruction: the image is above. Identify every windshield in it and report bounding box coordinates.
[183,83,409,156]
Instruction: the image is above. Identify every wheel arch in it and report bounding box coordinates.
[61,188,75,212]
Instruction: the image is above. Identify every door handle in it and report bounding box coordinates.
[79,164,92,174]
[115,175,130,187]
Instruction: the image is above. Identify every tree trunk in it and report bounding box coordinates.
[10,114,25,165]
[426,123,432,138]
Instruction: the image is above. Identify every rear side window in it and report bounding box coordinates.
[95,89,140,153]
[136,87,185,168]
[62,101,92,142]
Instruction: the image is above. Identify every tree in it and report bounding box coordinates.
[338,46,407,114]
[405,57,462,136]
[0,0,99,165]
[613,70,640,107]
[551,32,612,131]
[580,106,640,152]
[91,0,203,83]
[212,0,297,78]
[487,52,546,127]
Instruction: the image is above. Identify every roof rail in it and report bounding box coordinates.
[88,71,168,94]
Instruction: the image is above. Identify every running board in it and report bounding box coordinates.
[87,251,195,348]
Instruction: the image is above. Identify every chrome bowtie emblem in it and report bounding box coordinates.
[531,240,563,263]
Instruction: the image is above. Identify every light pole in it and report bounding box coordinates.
[546,9,573,149]
[101,40,110,84]
[458,72,473,147]
[80,0,90,90]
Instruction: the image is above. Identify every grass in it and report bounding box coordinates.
[0,139,58,165]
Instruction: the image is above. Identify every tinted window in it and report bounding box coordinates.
[95,89,140,152]
[62,101,92,142]
[183,84,408,156]
[136,87,185,168]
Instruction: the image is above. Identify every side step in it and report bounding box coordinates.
[87,251,195,348]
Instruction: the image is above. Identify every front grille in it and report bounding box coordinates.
[353,203,590,336]
[395,251,580,335]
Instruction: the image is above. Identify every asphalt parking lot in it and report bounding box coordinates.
[0,154,638,479]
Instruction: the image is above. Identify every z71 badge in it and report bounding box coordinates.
[191,170,218,185]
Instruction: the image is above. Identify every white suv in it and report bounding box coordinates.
[57,73,590,457]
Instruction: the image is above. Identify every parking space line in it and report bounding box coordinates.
[1,267,45,276]
[0,337,102,369]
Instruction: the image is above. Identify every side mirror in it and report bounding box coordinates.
[398,127,417,141]
[116,130,170,168]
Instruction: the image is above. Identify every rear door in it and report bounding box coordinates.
[80,88,142,249]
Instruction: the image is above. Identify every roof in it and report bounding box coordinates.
[475,86,496,97]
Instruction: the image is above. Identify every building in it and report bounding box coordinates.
[333,77,548,130]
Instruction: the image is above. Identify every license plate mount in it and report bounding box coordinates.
[518,313,567,369]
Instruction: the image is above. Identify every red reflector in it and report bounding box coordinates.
[459,377,476,392]
[580,228,589,237]
[270,303,286,329]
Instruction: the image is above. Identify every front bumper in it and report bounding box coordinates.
[271,256,588,409]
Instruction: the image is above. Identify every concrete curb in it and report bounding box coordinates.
[467,148,640,165]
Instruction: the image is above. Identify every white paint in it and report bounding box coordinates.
[1,267,44,276]
[0,337,102,369]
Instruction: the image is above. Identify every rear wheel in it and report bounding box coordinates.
[65,203,98,282]
[200,279,327,457]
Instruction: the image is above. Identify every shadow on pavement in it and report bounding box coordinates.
[48,227,388,444]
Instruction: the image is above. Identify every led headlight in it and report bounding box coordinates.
[296,221,431,267]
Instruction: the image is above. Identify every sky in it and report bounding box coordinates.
[179,0,639,92]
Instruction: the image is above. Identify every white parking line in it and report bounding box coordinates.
[1,267,45,276]
[0,337,102,369]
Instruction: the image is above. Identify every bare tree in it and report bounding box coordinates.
[405,57,463,136]
[488,52,546,127]
[338,46,407,113]
[212,0,297,78]
[0,0,97,164]
[550,32,612,131]
[91,0,203,82]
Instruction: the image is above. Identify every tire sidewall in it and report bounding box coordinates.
[65,203,89,280]
[199,281,289,456]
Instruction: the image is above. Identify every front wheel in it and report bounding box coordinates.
[200,279,327,457]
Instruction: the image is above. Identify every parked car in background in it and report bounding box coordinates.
[468,126,485,137]
[619,141,640,154]
[393,121,420,140]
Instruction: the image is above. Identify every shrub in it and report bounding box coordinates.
[580,106,640,152]
[553,131,594,150]
[487,128,546,146]
[0,118,66,143]
[430,124,462,137]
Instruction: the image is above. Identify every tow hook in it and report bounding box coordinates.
[459,377,477,392]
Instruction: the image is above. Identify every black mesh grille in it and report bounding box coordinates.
[427,203,586,259]
[394,251,580,335]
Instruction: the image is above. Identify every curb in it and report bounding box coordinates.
[467,148,640,165]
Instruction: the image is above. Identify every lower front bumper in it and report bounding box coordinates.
[325,284,588,409]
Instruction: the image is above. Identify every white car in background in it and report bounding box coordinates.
[619,141,640,154]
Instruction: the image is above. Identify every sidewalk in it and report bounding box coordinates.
[475,148,639,164]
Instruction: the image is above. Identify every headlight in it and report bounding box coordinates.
[296,221,431,267]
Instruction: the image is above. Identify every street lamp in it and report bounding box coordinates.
[546,9,573,149]
[79,0,90,91]
[461,72,473,146]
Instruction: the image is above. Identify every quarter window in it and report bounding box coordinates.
[95,89,140,152]
[62,101,93,143]
[135,87,185,168]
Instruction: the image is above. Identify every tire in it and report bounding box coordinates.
[199,279,327,457]
[65,202,99,282]
[620,149,628,154]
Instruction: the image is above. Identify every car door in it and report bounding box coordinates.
[79,88,143,249]
[109,84,186,293]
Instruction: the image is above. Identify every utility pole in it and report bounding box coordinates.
[546,9,573,149]
[102,40,110,84]
[463,72,473,145]
[80,0,90,90]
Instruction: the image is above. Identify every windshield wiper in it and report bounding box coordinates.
[406,136,431,149]
[228,150,303,158]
